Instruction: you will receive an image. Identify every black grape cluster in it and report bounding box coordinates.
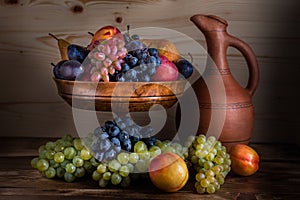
[109,40,161,82]
[91,116,157,162]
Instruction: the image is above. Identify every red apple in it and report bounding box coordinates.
[149,152,189,192]
[152,55,178,81]
[88,25,122,50]
[229,144,260,176]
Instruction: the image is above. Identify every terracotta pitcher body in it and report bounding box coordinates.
[190,14,259,150]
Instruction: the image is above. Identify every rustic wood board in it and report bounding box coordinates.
[0,137,299,199]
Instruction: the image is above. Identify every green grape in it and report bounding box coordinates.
[54,152,65,163]
[73,138,84,151]
[205,169,215,177]
[206,184,216,194]
[45,141,56,150]
[74,167,86,178]
[64,172,76,182]
[45,167,56,178]
[46,150,56,160]
[161,146,176,154]
[80,148,92,160]
[111,173,122,185]
[97,163,107,174]
[54,144,65,152]
[49,159,60,168]
[190,155,199,165]
[217,150,227,158]
[60,160,70,169]
[108,159,121,173]
[205,152,215,161]
[72,156,84,167]
[39,149,48,159]
[56,167,65,178]
[120,176,131,188]
[117,152,129,165]
[62,134,73,142]
[119,165,130,177]
[212,165,221,175]
[126,163,134,173]
[138,151,150,160]
[64,147,77,160]
[195,183,206,194]
[203,161,214,169]
[99,178,109,187]
[195,172,205,182]
[207,176,216,184]
[31,157,39,169]
[213,156,224,165]
[65,163,76,174]
[149,146,162,158]
[134,141,147,153]
[38,145,46,154]
[200,179,210,188]
[92,170,102,181]
[129,153,139,164]
[212,181,220,190]
[36,159,49,171]
[171,143,183,153]
[83,161,93,173]
[102,172,111,181]
[224,158,231,165]
[90,157,100,167]
[135,160,148,172]
[216,174,225,185]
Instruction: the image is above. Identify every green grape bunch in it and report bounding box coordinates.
[31,135,98,183]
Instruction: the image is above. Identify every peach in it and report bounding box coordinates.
[229,144,260,176]
[149,152,188,192]
[88,25,122,50]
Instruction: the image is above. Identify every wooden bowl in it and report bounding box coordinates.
[53,78,187,112]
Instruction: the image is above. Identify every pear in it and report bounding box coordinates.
[49,33,70,60]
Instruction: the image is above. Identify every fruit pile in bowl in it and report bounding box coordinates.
[50,25,194,111]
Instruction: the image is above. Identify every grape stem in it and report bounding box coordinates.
[51,63,56,67]
[88,32,94,36]
[49,33,59,41]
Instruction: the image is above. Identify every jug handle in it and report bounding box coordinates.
[226,35,259,96]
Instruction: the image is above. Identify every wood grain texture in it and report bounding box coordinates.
[0,0,299,143]
[0,137,299,199]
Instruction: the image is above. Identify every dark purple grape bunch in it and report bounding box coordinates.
[109,40,161,82]
[91,116,157,162]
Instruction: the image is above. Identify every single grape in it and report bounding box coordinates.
[119,165,130,177]
[45,141,56,150]
[64,172,76,182]
[117,152,129,165]
[36,159,49,172]
[73,138,84,151]
[31,157,39,169]
[129,153,139,164]
[102,171,112,181]
[72,156,84,167]
[64,147,77,160]
[97,163,107,174]
[65,163,76,174]
[45,167,56,179]
[54,152,65,163]
[108,159,121,173]
[92,170,102,181]
[99,178,109,187]
[111,173,122,185]
[49,159,60,168]
[74,167,86,178]
[56,167,66,178]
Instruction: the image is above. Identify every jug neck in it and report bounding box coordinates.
[204,31,229,70]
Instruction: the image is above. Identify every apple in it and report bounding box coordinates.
[88,25,122,50]
[149,152,189,192]
[229,144,260,176]
[152,55,178,81]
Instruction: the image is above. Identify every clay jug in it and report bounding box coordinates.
[190,14,259,150]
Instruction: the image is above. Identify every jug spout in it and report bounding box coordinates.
[190,14,228,32]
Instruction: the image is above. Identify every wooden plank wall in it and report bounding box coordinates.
[0,0,299,144]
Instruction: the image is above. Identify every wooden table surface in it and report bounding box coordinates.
[0,137,299,200]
